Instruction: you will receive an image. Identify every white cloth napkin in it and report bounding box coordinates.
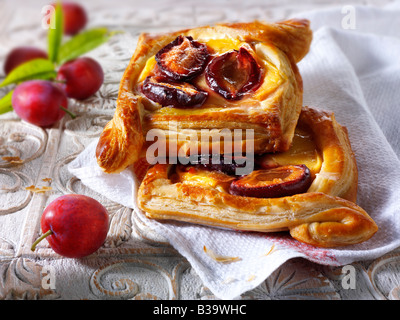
[69,3,400,300]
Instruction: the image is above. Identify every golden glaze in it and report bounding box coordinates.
[137,107,378,248]
[96,19,312,173]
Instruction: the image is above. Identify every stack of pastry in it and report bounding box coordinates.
[96,19,378,248]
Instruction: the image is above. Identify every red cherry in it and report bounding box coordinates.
[3,47,48,75]
[31,194,109,258]
[52,2,88,36]
[12,80,69,127]
[56,57,104,100]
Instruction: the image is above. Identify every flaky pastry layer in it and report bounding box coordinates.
[96,19,312,173]
[137,107,378,247]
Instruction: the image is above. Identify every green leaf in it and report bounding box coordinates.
[0,90,14,115]
[0,58,57,88]
[58,28,121,64]
[48,1,63,63]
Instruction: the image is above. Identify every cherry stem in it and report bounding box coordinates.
[52,79,67,84]
[59,106,76,119]
[31,229,53,252]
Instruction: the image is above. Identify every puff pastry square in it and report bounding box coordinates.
[137,107,378,247]
[96,19,312,173]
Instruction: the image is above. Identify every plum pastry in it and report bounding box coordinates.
[137,107,378,247]
[96,19,312,174]
[96,19,378,247]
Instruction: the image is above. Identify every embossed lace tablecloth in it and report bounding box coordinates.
[2,0,400,300]
[69,2,400,299]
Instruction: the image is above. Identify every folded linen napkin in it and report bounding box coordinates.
[69,4,400,299]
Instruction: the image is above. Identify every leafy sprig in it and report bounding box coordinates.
[0,3,121,115]
[48,1,64,64]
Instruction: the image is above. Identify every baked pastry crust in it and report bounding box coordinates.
[96,19,312,173]
[137,107,378,247]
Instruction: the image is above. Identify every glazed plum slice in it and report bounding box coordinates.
[155,35,209,81]
[142,75,208,108]
[229,165,312,198]
[205,47,262,100]
[192,154,249,176]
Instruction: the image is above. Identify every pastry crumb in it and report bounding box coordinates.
[25,185,53,193]
[263,244,276,256]
[203,245,241,263]
[247,274,256,282]
[222,277,238,284]
[2,156,24,164]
